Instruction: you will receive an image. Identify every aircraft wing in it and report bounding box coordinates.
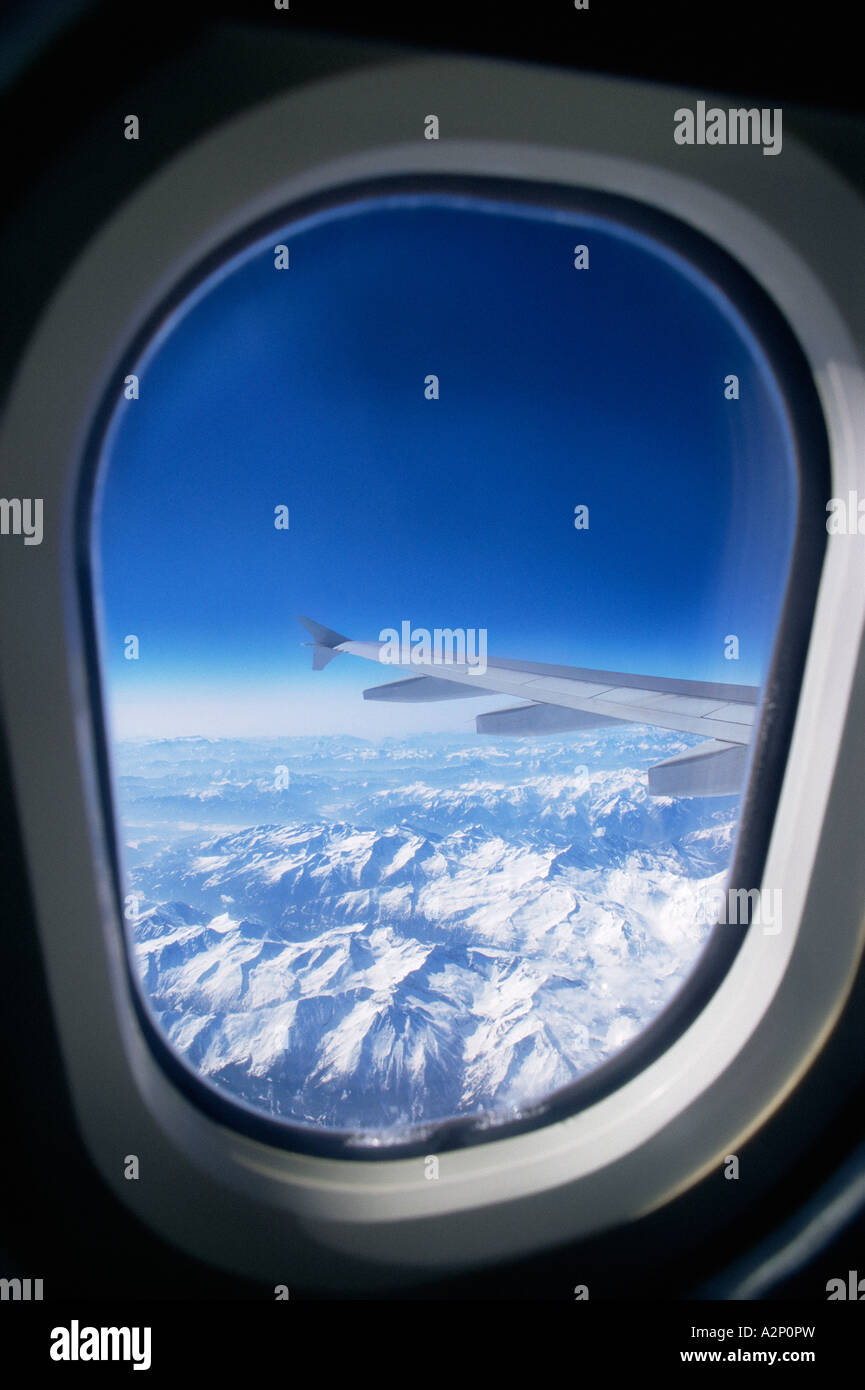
[298,617,759,797]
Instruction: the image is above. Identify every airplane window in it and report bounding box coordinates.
[86,180,799,1152]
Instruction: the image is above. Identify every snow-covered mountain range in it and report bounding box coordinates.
[115,730,741,1136]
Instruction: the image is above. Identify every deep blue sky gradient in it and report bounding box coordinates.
[94,193,798,737]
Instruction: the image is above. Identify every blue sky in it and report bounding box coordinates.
[93,191,798,738]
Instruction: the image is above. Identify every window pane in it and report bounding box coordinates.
[90,187,797,1144]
